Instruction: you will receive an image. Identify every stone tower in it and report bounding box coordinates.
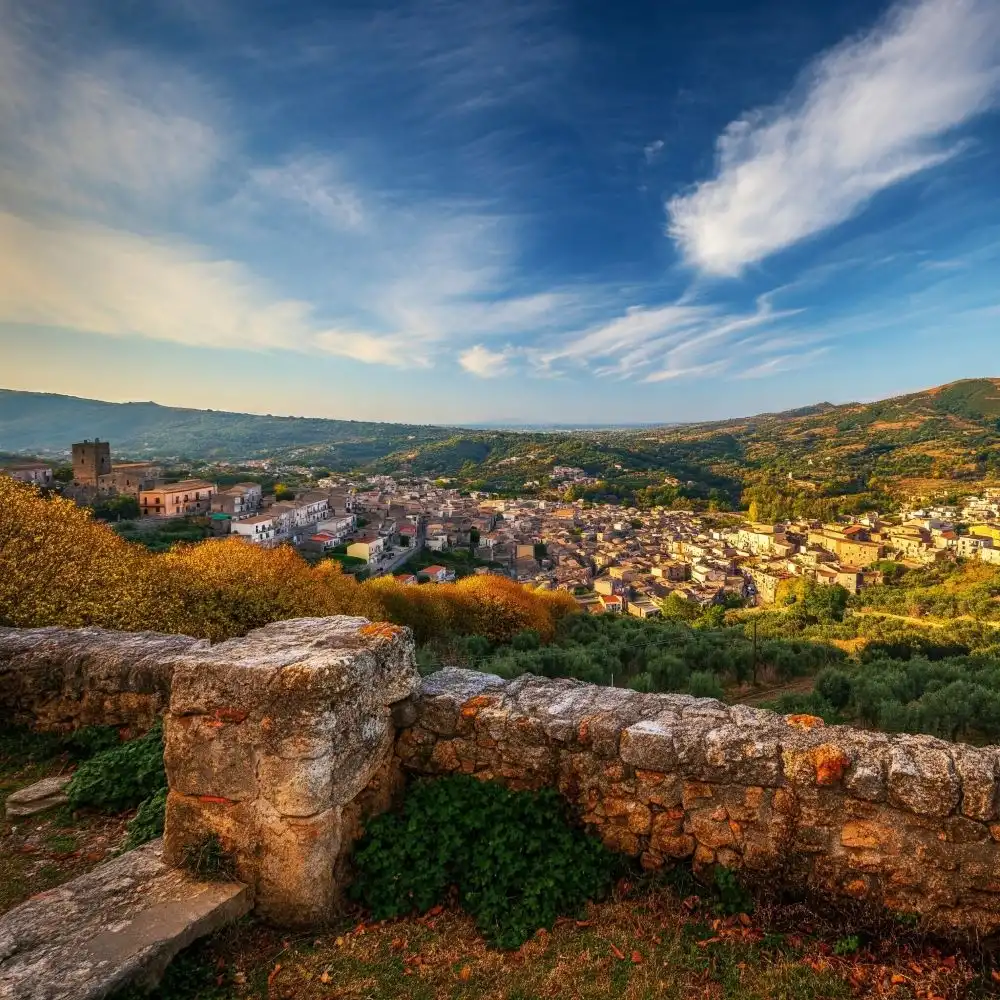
[71,439,112,486]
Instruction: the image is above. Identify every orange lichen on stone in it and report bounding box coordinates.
[843,878,869,898]
[786,744,851,786]
[841,820,895,850]
[212,708,248,724]
[785,714,825,730]
[812,744,851,785]
[460,694,496,718]
[358,622,403,640]
[773,788,797,815]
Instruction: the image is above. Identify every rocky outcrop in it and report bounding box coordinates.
[397,669,1000,937]
[4,775,71,819]
[0,626,204,730]
[0,839,250,1000]
[162,617,420,925]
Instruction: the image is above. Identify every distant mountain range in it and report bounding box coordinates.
[0,390,455,466]
[2,380,999,495]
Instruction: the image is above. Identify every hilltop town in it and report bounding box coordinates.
[4,440,999,617]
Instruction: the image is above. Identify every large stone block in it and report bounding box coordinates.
[887,740,960,818]
[163,616,419,925]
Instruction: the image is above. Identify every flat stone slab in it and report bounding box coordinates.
[5,776,71,819]
[0,839,250,1000]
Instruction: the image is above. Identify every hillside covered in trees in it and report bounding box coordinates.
[4,379,999,511]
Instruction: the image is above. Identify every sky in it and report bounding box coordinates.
[1,0,999,426]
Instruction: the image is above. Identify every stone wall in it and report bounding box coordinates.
[5,620,1000,936]
[0,618,420,927]
[396,669,1000,938]
[0,626,203,730]
[162,617,419,925]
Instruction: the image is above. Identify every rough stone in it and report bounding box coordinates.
[620,719,677,771]
[0,840,250,1000]
[163,616,419,925]
[887,740,960,818]
[398,672,1000,936]
[0,626,204,730]
[4,775,71,818]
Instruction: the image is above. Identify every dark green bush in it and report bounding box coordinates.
[123,786,167,850]
[0,724,120,765]
[67,721,166,812]
[350,776,619,948]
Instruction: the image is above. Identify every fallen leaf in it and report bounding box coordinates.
[320,970,332,984]
[631,951,643,964]
[428,905,444,917]
[610,944,626,961]
[576,920,593,928]
[459,965,472,981]
[267,963,282,986]
[891,973,907,985]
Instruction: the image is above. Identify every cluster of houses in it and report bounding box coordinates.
[6,443,1000,605]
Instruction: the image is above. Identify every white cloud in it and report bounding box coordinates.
[249,157,365,230]
[0,211,409,366]
[668,0,1000,276]
[459,344,513,378]
[528,292,818,383]
[735,348,830,379]
[644,139,664,163]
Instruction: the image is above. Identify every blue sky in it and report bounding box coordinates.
[1,0,999,425]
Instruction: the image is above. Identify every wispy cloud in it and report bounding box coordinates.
[735,347,830,379]
[0,3,587,373]
[526,293,815,383]
[668,0,1000,276]
[248,157,365,231]
[643,139,664,164]
[458,344,514,378]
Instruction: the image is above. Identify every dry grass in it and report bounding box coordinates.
[145,882,996,1000]
[0,754,132,915]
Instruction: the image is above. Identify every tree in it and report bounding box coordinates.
[0,479,159,631]
[90,494,140,522]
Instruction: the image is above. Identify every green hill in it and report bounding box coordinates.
[2,379,998,508]
[0,390,455,466]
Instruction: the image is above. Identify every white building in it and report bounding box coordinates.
[231,514,278,546]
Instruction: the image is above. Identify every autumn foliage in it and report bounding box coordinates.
[0,479,575,643]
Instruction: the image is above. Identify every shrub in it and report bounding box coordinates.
[123,786,167,850]
[350,776,619,948]
[687,670,725,700]
[182,834,237,881]
[67,721,166,812]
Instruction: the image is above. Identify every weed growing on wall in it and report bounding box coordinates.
[67,721,166,812]
[122,786,167,850]
[182,834,238,881]
[350,776,620,949]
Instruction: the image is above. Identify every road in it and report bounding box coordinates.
[849,610,1000,630]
